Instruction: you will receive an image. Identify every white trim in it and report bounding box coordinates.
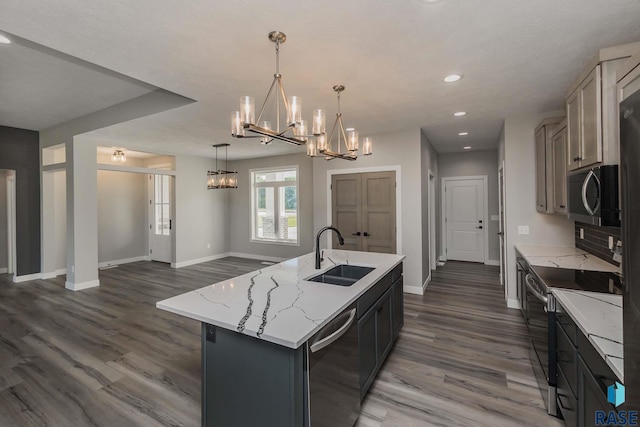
[98,255,149,268]
[65,279,100,291]
[0,268,7,274]
[41,268,67,279]
[97,163,176,176]
[486,259,500,266]
[13,273,42,283]
[404,272,430,295]
[42,163,66,172]
[325,165,402,254]
[440,175,489,264]
[248,238,300,247]
[227,252,288,263]
[171,253,232,269]
[507,298,521,310]
[7,172,16,276]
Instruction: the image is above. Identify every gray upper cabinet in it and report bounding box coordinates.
[552,120,568,214]
[535,117,564,214]
[565,42,640,172]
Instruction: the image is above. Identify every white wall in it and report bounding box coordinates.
[420,131,439,285]
[97,170,148,263]
[228,153,313,260]
[313,128,425,294]
[438,150,500,262]
[503,114,575,305]
[53,170,66,271]
[0,171,7,270]
[174,154,229,266]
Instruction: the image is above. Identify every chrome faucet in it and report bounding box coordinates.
[315,226,345,269]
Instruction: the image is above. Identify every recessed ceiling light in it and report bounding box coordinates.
[345,127,355,132]
[464,146,472,150]
[0,34,11,44]
[458,132,469,136]
[453,111,466,117]
[443,74,462,83]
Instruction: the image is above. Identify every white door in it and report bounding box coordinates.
[444,178,485,263]
[149,174,172,263]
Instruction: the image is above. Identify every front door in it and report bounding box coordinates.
[331,171,396,254]
[444,178,485,263]
[149,174,172,263]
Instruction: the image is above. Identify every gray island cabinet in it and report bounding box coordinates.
[157,250,405,427]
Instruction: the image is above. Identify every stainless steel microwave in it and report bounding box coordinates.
[567,165,620,227]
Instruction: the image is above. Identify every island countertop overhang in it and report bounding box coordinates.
[156,250,405,349]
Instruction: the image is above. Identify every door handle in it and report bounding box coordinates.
[352,232,361,236]
[497,231,504,236]
[309,308,356,353]
[169,219,172,230]
[476,226,483,229]
[581,170,601,216]
[363,232,370,237]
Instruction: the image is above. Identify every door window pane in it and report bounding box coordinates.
[251,168,298,244]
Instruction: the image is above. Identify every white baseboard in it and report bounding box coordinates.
[0,267,7,274]
[99,255,149,268]
[485,259,500,266]
[13,273,42,283]
[439,255,447,262]
[227,252,288,263]
[65,279,100,291]
[507,298,521,310]
[171,253,231,269]
[41,268,67,280]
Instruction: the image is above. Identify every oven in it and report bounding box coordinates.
[523,271,557,416]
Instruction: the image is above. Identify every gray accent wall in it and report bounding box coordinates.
[438,149,500,262]
[0,171,7,270]
[97,170,148,263]
[420,131,439,285]
[0,125,40,276]
[228,153,314,260]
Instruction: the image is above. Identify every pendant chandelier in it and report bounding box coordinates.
[111,149,126,162]
[207,144,238,189]
[230,31,372,161]
[306,85,373,161]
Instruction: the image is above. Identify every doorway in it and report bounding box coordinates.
[0,171,16,275]
[331,171,397,254]
[148,174,173,263]
[441,176,488,263]
[429,170,436,272]
[498,164,506,287]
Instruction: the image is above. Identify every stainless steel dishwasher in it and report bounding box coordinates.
[307,303,360,427]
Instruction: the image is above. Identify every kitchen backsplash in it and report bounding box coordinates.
[575,223,621,267]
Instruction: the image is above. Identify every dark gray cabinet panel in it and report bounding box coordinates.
[202,325,306,427]
[557,366,578,427]
[376,289,393,363]
[578,356,616,427]
[392,277,404,339]
[358,305,378,396]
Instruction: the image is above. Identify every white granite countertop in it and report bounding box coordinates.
[515,244,619,273]
[552,289,623,382]
[157,250,405,349]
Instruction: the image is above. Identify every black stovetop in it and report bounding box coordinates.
[530,265,623,295]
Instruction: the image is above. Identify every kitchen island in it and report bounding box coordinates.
[157,250,405,427]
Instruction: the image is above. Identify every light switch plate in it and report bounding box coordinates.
[609,236,614,250]
[518,226,530,235]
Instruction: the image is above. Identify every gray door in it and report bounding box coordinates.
[331,171,396,254]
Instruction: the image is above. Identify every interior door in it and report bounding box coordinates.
[331,171,396,253]
[332,173,362,251]
[149,174,172,263]
[445,178,485,263]
[498,167,505,286]
[362,171,396,254]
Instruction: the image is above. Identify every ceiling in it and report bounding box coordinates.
[2,0,640,159]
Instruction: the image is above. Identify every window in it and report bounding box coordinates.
[251,167,298,245]
[154,174,170,236]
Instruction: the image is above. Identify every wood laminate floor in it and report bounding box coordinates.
[0,259,562,426]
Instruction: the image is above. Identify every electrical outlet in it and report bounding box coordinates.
[71,265,75,273]
[207,243,211,249]
[580,228,584,239]
[609,236,614,250]
[518,226,530,235]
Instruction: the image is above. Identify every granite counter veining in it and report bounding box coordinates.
[516,244,620,273]
[552,289,623,382]
[157,250,404,349]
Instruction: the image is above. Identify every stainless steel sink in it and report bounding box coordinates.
[308,265,375,286]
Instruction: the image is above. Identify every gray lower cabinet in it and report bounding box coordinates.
[556,302,618,427]
[358,263,403,399]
